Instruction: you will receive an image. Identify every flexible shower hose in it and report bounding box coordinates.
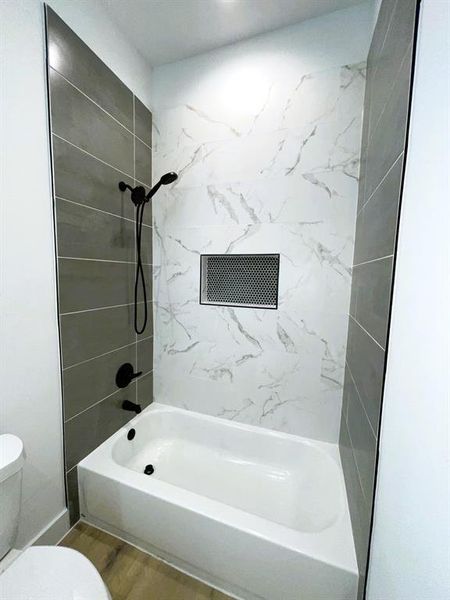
[134,200,148,334]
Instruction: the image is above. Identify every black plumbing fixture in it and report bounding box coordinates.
[116,362,142,388]
[127,428,136,441]
[122,400,142,414]
[118,172,178,334]
[144,464,154,475]
[118,182,146,206]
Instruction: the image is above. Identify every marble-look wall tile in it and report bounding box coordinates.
[153,60,365,443]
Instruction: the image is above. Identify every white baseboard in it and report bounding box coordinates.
[31,509,70,547]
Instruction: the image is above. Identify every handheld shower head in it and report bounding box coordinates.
[145,171,178,200]
[159,172,178,185]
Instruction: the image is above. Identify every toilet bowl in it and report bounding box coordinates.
[0,434,110,599]
[0,546,111,599]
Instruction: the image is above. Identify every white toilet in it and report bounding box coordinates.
[0,434,111,599]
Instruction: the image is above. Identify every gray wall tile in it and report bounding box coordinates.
[137,371,153,409]
[65,384,136,469]
[58,258,135,313]
[346,318,385,436]
[356,120,369,214]
[50,68,133,175]
[346,386,377,503]
[56,199,135,262]
[53,135,136,222]
[135,137,152,186]
[134,97,152,147]
[134,301,154,338]
[340,2,417,582]
[364,42,412,199]
[367,0,395,63]
[349,269,358,317]
[66,467,80,525]
[137,336,153,376]
[353,257,393,348]
[63,343,137,420]
[140,226,153,265]
[354,154,403,265]
[60,304,135,368]
[367,0,417,140]
[48,9,154,524]
[47,8,133,130]
[339,419,372,592]
[341,367,357,425]
[53,134,151,225]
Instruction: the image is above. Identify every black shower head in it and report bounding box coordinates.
[145,171,178,200]
[159,172,178,185]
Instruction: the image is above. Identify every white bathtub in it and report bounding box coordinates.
[78,403,357,600]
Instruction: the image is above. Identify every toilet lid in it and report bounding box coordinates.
[0,546,111,600]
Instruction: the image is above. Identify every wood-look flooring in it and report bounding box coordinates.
[60,522,232,600]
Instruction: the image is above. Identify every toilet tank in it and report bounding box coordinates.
[0,435,24,559]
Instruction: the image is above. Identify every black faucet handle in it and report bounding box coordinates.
[116,363,143,388]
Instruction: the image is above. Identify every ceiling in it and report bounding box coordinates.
[101,0,365,66]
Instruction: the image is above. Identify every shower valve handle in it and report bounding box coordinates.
[116,363,142,388]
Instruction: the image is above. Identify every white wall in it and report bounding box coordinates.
[0,0,152,547]
[152,3,372,443]
[367,1,450,598]
[0,0,66,548]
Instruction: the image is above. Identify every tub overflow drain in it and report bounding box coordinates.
[144,464,154,475]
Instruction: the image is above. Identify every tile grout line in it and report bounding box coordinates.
[65,369,154,424]
[60,301,145,317]
[59,256,137,265]
[366,0,400,144]
[343,363,374,503]
[52,133,152,189]
[357,151,404,216]
[56,195,153,228]
[63,334,153,371]
[52,133,134,180]
[349,313,385,351]
[368,36,412,147]
[346,359,377,439]
[65,385,132,424]
[59,256,153,266]
[344,411,370,506]
[353,254,394,268]
[51,67,133,134]
[50,67,152,151]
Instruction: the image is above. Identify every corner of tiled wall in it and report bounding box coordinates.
[338,0,418,595]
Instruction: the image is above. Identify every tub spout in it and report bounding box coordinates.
[122,400,142,414]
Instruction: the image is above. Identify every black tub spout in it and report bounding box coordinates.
[122,400,142,414]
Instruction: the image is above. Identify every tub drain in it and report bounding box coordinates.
[144,464,154,475]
